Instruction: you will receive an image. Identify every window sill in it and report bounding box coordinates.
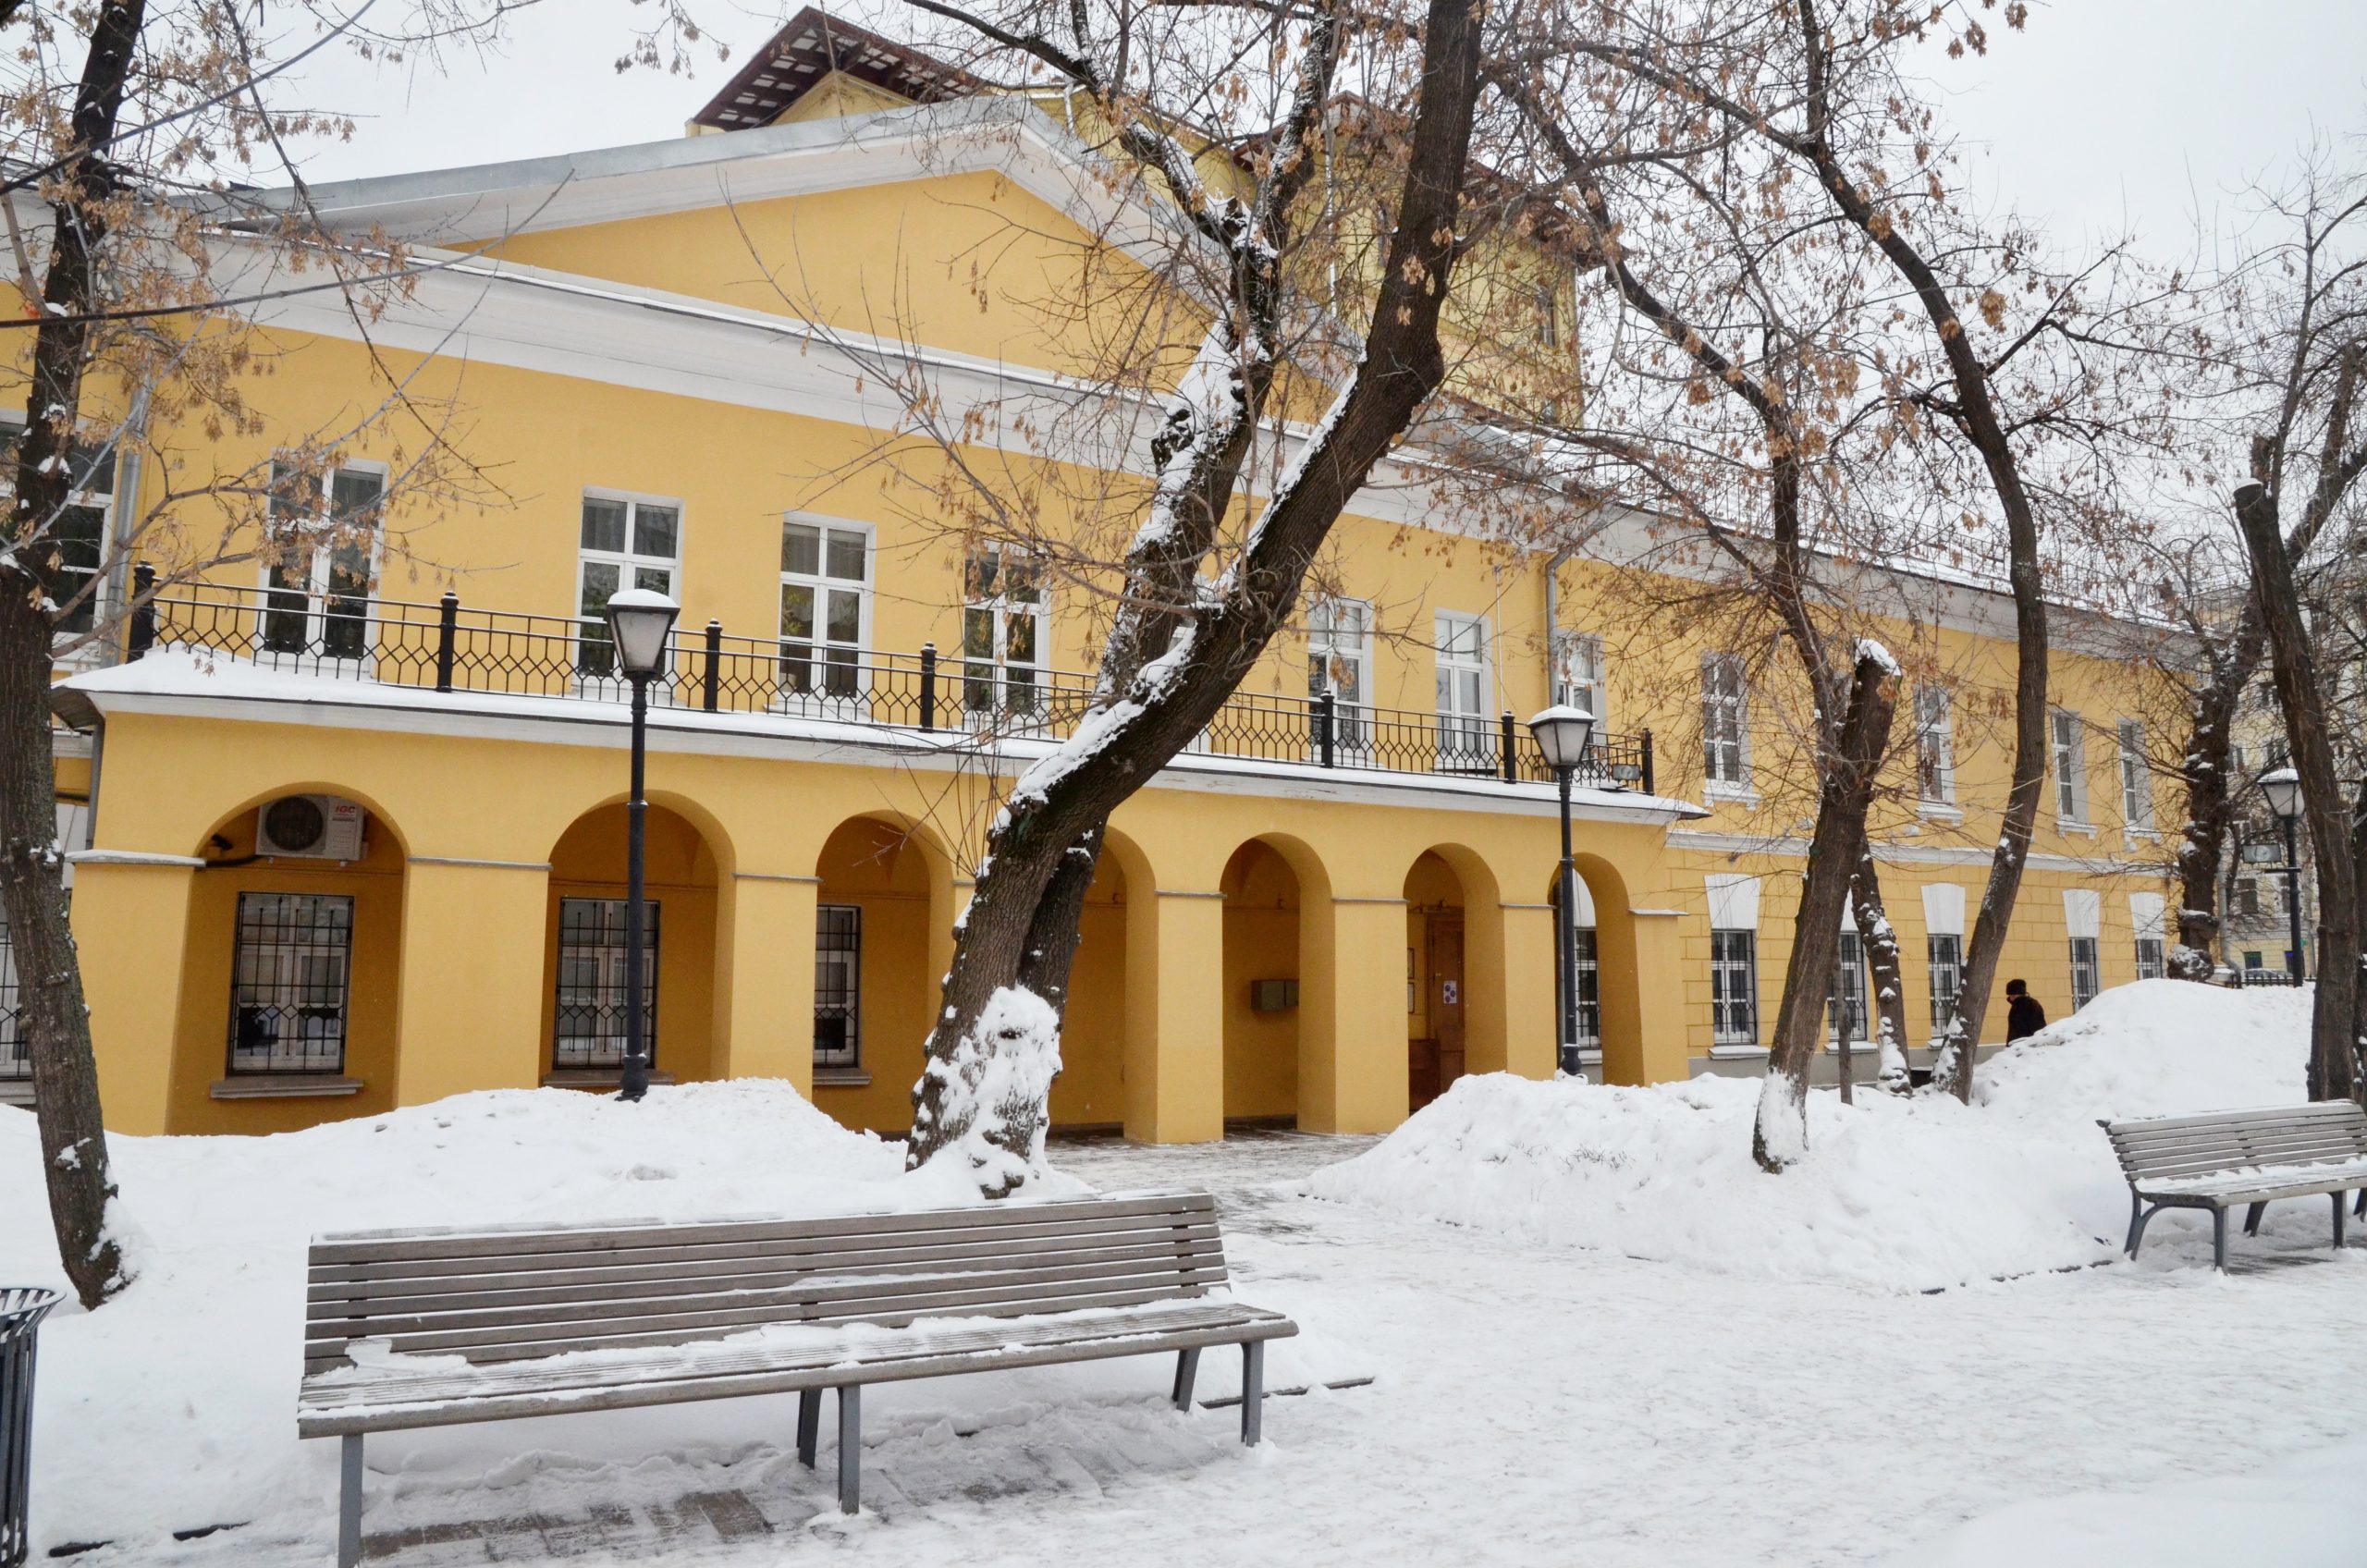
[541,1071,678,1090]
[1703,784,1760,808]
[1917,800,1964,824]
[2058,821,2097,838]
[211,1074,363,1100]
[1707,1044,1768,1060]
[814,1068,873,1088]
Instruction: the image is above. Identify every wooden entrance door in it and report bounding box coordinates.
[1409,910,1466,1110]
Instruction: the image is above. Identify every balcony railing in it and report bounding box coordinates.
[122,569,1655,794]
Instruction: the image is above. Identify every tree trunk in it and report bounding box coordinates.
[1850,848,1913,1091]
[1755,649,1900,1170]
[2233,480,2361,1102]
[2171,659,2251,979]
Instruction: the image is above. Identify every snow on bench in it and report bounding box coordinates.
[299,1190,1297,1564]
[2100,1103,2367,1269]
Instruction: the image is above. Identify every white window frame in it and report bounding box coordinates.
[2069,936,2102,1011]
[814,903,863,1074]
[1307,595,1375,759]
[576,489,683,689]
[1710,927,1760,1048]
[1927,932,1964,1034]
[1434,610,1493,771]
[1914,685,1956,804]
[0,417,117,653]
[260,459,386,672]
[1702,653,1750,790]
[2116,718,2153,832]
[779,513,873,714]
[1551,629,1607,729]
[2051,707,2090,826]
[961,540,1050,729]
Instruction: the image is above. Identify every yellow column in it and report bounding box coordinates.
[714,871,817,1091]
[1627,908,1691,1084]
[1125,888,1223,1144]
[392,858,550,1106]
[1306,896,1409,1133]
[69,855,198,1134]
[1501,902,1558,1080]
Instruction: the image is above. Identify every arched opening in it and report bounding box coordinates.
[810,815,953,1134]
[1404,851,1474,1110]
[1051,830,1139,1131]
[1558,854,1640,1084]
[168,786,410,1133]
[543,801,724,1089]
[1221,838,1305,1127]
[1546,868,1602,1073]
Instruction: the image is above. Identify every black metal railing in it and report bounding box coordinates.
[125,570,1655,794]
[2228,968,2304,988]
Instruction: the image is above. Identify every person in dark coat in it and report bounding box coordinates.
[2003,978,2046,1041]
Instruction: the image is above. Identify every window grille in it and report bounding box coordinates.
[1927,933,1964,1033]
[2134,936,2166,981]
[1829,930,1871,1044]
[0,906,24,1084]
[2069,936,2101,1011]
[1710,928,1758,1046]
[552,897,660,1070]
[814,904,863,1069]
[1571,925,1600,1048]
[227,892,353,1075]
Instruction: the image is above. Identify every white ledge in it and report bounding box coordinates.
[211,1074,363,1100]
[66,849,206,868]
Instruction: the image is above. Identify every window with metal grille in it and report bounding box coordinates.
[814,904,862,1070]
[577,494,680,680]
[1927,933,1963,1033]
[1829,930,1871,1044]
[2134,936,2166,981]
[264,463,382,662]
[552,897,659,1071]
[1711,928,1758,1046]
[1702,655,1748,787]
[0,903,24,1083]
[227,893,353,1075]
[2069,936,2101,1011]
[1571,925,1600,1048]
[780,518,868,703]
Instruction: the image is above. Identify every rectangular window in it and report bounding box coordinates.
[263,463,383,662]
[963,542,1047,724]
[814,904,862,1071]
[780,517,869,704]
[1534,283,1559,348]
[1710,928,1759,1047]
[1927,933,1964,1033]
[2235,877,2262,918]
[2134,936,2166,981]
[1829,930,1871,1045]
[577,493,681,681]
[1572,926,1600,1049]
[553,897,660,1071]
[1702,654,1749,787]
[2069,936,2101,1011]
[2052,708,2088,823]
[2117,719,2152,830]
[0,904,24,1084]
[1915,686,1956,802]
[1552,630,1606,728]
[0,418,116,637]
[227,892,353,1076]
[1434,611,1492,771]
[1307,596,1373,753]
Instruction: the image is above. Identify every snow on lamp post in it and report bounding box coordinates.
[605,588,679,1102]
[2259,765,2305,983]
[1528,704,1596,1078]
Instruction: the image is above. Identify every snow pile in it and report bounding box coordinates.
[1309,982,2317,1291]
[0,1081,1093,1554]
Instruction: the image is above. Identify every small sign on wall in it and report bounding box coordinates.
[1249,979,1299,1013]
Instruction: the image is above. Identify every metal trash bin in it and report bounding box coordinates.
[0,1289,59,1568]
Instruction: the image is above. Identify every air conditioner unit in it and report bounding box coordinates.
[256,794,366,861]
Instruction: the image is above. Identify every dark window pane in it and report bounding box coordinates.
[782,521,820,576]
[581,496,628,553]
[632,504,679,558]
[826,530,865,582]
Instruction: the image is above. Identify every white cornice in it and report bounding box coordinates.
[1668,827,2169,878]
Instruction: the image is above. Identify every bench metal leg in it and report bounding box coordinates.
[2355,1187,2364,1219]
[2335,1192,2349,1249]
[1239,1341,1264,1447]
[1171,1347,1201,1412]
[2213,1207,2230,1271]
[797,1388,820,1468]
[337,1434,364,1568]
[837,1385,861,1514]
[2124,1191,2145,1256]
[2244,1201,2268,1236]
[2127,1201,2162,1259]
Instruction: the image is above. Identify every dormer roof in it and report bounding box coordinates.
[688,7,984,131]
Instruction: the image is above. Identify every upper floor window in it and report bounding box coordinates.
[1307,596,1373,751]
[1914,685,1956,803]
[780,517,869,702]
[2116,719,2152,831]
[0,417,116,638]
[2051,708,2089,824]
[264,462,382,663]
[1702,654,1749,788]
[1534,284,1559,349]
[963,542,1047,721]
[1552,630,1606,728]
[1434,610,1492,769]
[578,492,680,679]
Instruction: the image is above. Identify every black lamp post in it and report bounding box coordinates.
[1528,704,1596,1078]
[2260,765,2305,983]
[605,587,680,1101]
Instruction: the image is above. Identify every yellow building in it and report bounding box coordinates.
[34,13,2177,1138]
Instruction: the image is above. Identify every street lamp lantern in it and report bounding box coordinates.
[604,588,679,1103]
[1528,705,1595,1080]
[2259,765,2302,823]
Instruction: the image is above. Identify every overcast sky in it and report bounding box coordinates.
[290,0,2366,259]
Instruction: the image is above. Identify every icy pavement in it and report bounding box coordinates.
[129,1128,2365,1568]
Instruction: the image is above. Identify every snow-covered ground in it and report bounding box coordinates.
[2,983,2361,1564]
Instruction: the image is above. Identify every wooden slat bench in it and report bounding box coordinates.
[2101,1102,2367,1269]
[300,1190,1296,1564]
